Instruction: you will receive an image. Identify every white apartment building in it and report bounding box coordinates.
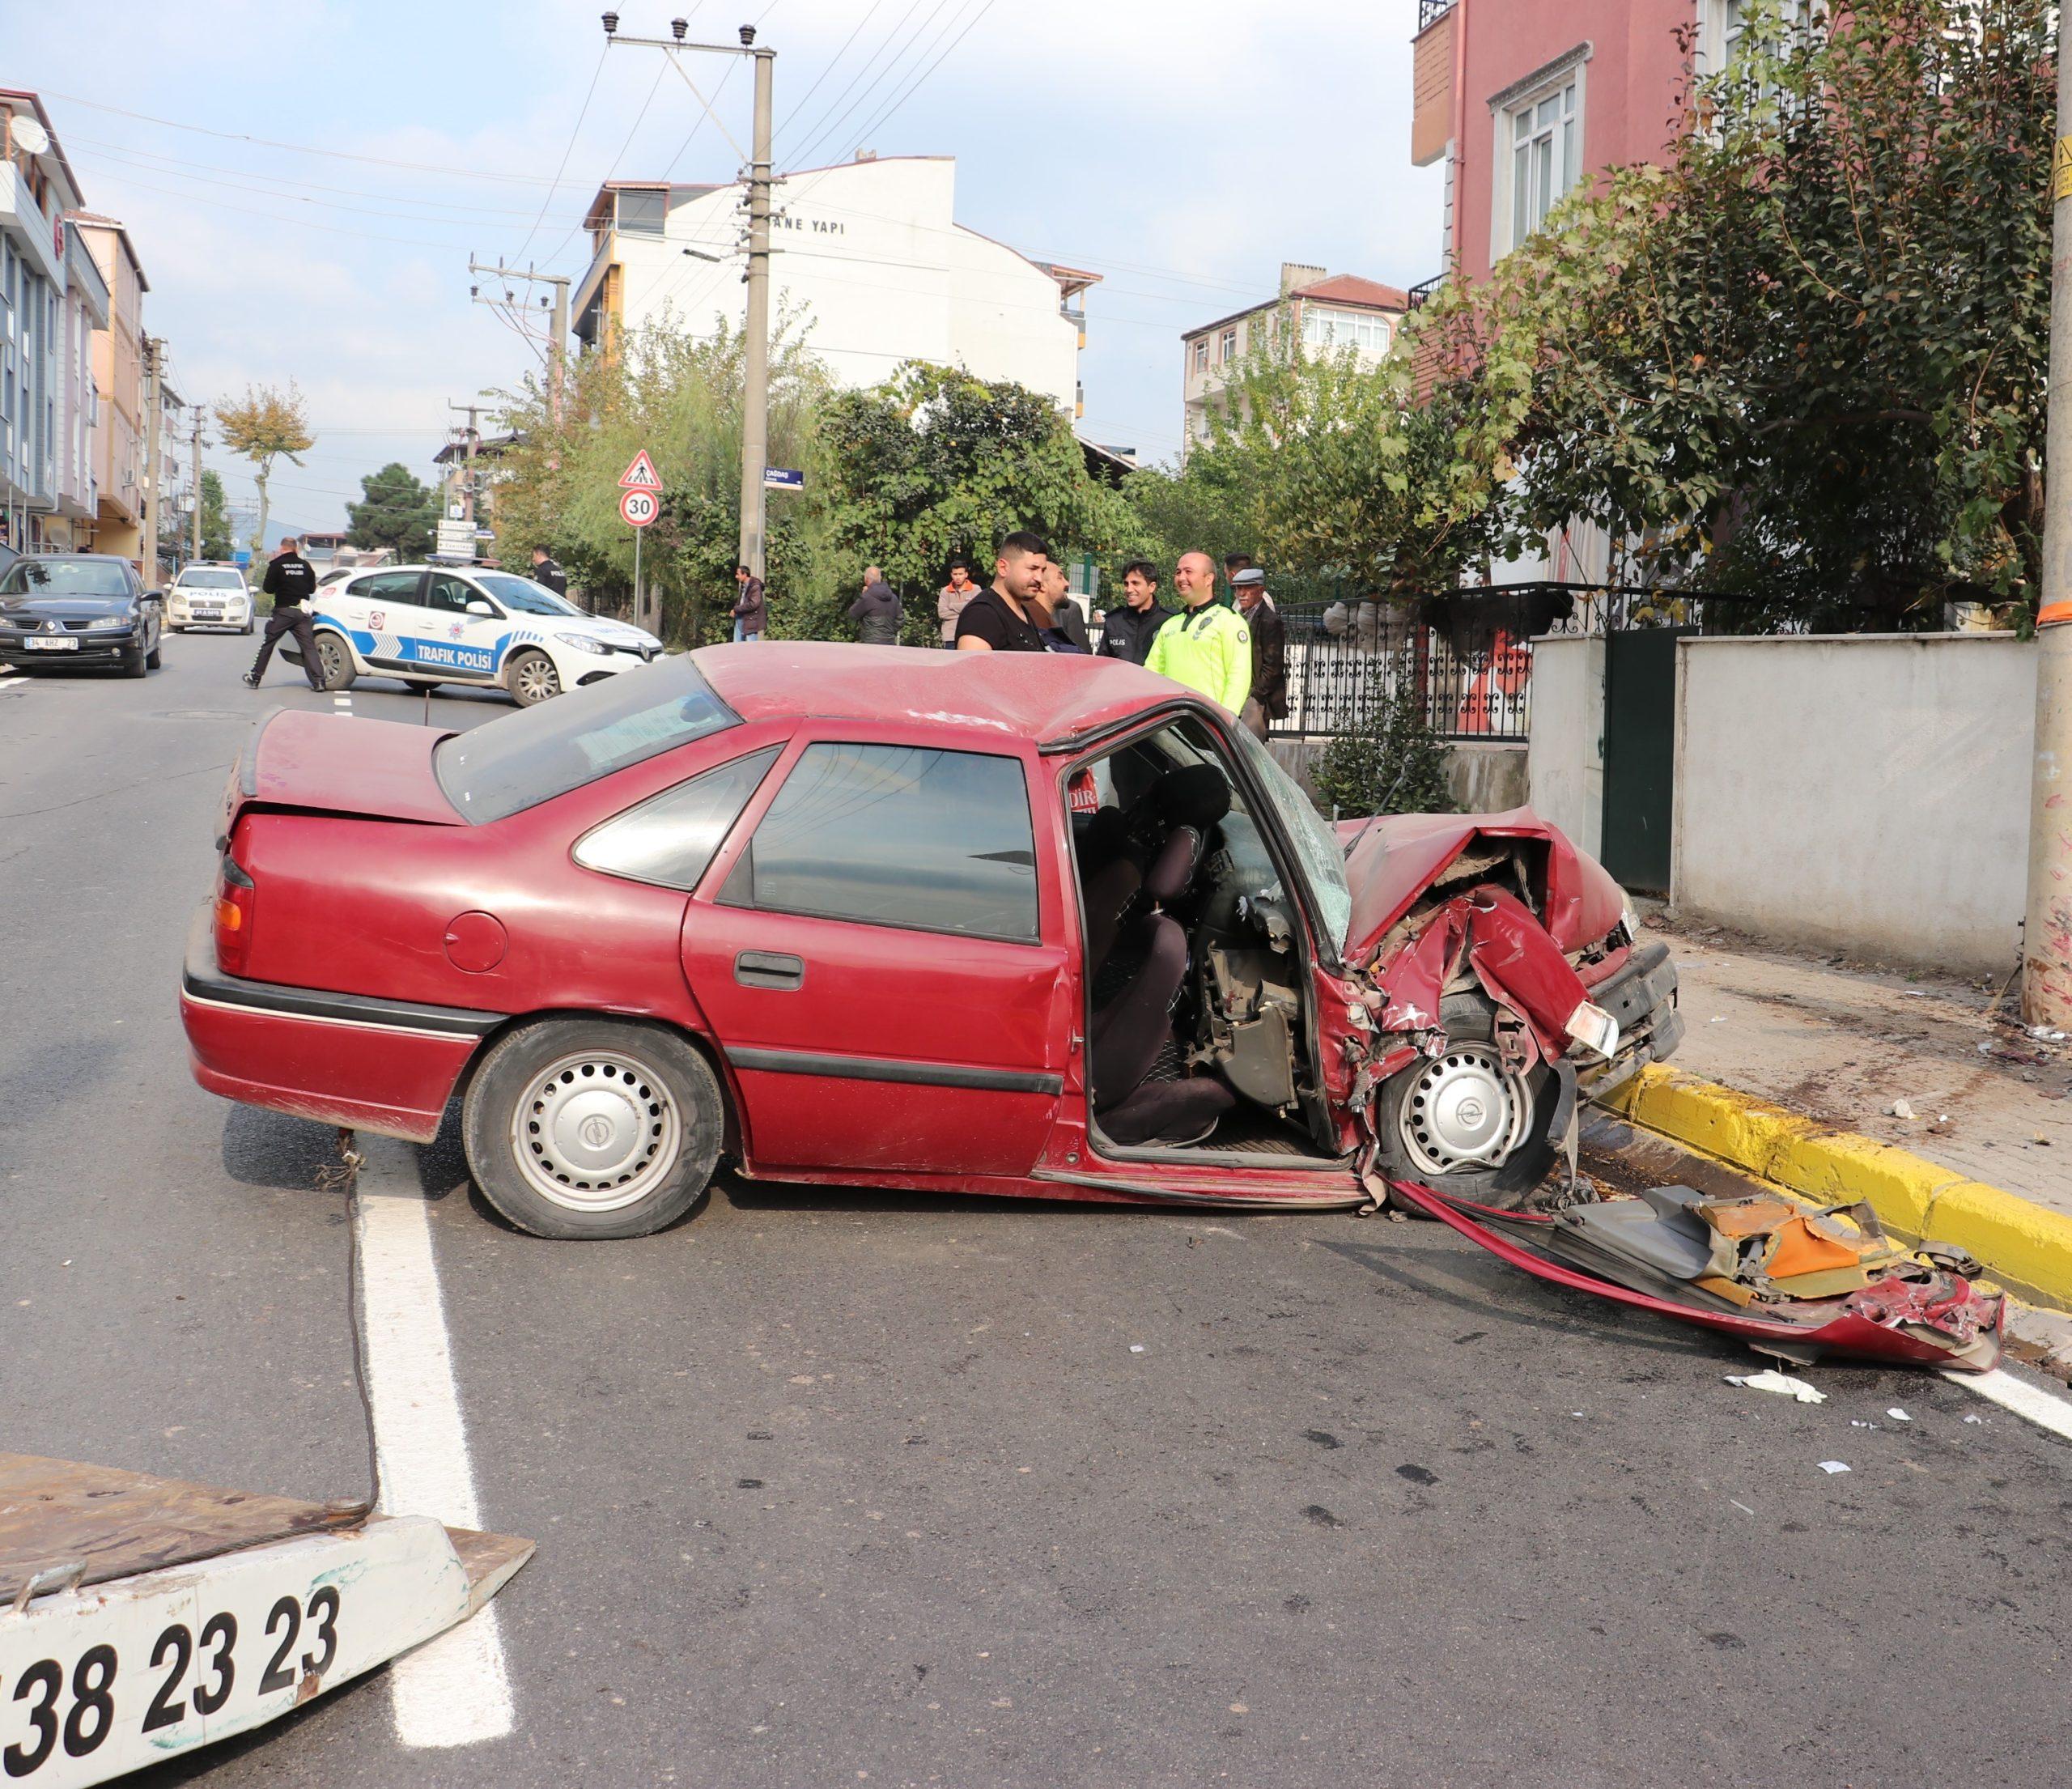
[573,155,1095,417]
[1180,262,1409,452]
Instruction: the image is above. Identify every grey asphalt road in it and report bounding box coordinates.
[4,628,2070,1789]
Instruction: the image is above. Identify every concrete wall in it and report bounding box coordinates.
[1672,634,2032,975]
[1267,736,1527,817]
[1524,632,1603,857]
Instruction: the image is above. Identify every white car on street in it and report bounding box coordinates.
[296,561,664,705]
[168,563,254,633]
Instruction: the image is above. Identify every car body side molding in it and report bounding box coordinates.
[725,1045,1063,1096]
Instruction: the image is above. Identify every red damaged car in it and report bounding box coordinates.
[179,646,2000,1369]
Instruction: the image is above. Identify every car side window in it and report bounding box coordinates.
[574,747,780,892]
[720,743,1039,941]
[425,572,485,616]
[352,571,425,606]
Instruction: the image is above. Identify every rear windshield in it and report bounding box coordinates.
[0,559,130,597]
[176,569,244,589]
[434,657,738,822]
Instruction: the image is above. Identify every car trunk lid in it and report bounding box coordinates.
[219,708,463,846]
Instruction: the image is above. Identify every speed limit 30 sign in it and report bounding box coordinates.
[619,488,658,529]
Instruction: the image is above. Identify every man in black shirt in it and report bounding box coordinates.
[1096,559,1168,664]
[954,530,1052,652]
[244,537,323,690]
[529,545,569,597]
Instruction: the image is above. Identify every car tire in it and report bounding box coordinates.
[462,1018,725,1240]
[507,648,561,706]
[146,635,163,669]
[1374,992,1559,1211]
[240,621,254,635]
[122,636,147,678]
[312,631,356,691]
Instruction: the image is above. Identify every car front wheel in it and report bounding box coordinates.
[462,1018,725,1239]
[312,631,355,691]
[507,648,561,706]
[1375,992,1560,1210]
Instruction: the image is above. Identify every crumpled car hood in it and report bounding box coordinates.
[1339,806,1626,964]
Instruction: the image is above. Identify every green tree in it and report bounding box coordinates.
[1412,0,2054,618]
[196,469,233,561]
[346,461,440,559]
[1310,685,1456,821]
[213,383,313,562]
[817,362,1151,641]
[490,314,832,644]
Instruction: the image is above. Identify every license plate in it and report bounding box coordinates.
[191,609,222,619]
[0,1516,471,1785]
[24,637,78,652]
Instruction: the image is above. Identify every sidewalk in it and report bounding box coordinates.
[1604,914,2072,1332]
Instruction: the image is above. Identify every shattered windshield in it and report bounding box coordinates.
[1230,725,1351,958]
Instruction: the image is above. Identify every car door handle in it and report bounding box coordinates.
[735,950,805,991]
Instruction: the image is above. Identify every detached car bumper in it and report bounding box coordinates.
[180,903,500,1143]
[1577,939,1683,1098]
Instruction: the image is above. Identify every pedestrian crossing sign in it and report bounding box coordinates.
[618,448,661,491]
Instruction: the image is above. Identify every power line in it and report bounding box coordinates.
[534,56,673,271]
[826,0,979,168]
[774,0,891,151]
[513,42,611,263]
[81,166,482,251]
[832,0,1004,167]
[783,0,934,171]
[40,89,588,189]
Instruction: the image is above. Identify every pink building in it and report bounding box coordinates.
[1410,0,1738,290]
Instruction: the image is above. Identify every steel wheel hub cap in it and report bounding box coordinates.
[518,659,557,699]
[1398,1043,1531,1175]
[510,1051,681,1213]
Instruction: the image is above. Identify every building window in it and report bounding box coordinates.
[1301,308,1392,354]
[1191,338,1208,374]
[1218,327,1238,363]
[1513,81,1577,247]
[616,189,668,236]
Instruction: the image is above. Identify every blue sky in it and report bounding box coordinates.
[18,0,1442,537]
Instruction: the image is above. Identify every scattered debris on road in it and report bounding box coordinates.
[1725,1369,1827,1402]
[1817,1460,1852,1475]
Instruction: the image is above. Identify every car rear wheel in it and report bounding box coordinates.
[312,631,355,691]
[507,648,561,706]
[1375,992,1559,1210]
[462,1019,724,1239]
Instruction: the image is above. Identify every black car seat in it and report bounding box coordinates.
[1080,763,1232,988]
[1089,810,1236,1146]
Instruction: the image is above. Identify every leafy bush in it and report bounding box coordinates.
[1310,686,1455,820]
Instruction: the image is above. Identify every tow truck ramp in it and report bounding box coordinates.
[0,1455,530,1785]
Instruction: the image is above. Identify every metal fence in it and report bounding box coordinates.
[1268,583,1905,744]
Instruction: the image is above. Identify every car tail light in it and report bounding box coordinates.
[214,849,256,977]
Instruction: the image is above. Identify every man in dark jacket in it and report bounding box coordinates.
[244,537,323,690]
[1231,567,1286,739]
[731,563,766,641]
[848,566,902,644]
[1096,559,1168,664]
[529,546,569,597]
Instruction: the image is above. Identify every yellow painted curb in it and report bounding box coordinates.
[1602,1064,2072,1312]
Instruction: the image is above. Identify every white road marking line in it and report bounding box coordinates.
[353,1139,516,1749]
[1947,1365,2072,1443]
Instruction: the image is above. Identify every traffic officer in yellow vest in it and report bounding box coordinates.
[1144,550,1252,714]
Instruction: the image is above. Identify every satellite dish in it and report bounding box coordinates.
[11,117,49,157]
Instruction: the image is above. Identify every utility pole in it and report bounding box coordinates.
[606,16,777,582]
[2028,51,2072,1026]
[189,407,208,561]
[446,402,482,524]
[141,336,163,589]
[468,260,571,426]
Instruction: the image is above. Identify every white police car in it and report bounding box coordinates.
[295,562,664,705]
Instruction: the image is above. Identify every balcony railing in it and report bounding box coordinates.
[1416,0,1455,32]
[1407,273,1446,310]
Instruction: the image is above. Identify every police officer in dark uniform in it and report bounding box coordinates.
[529,545,569,597]
[244,538,322,690]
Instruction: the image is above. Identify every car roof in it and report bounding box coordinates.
[695,640,1198,748]
[19,552,131,564]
